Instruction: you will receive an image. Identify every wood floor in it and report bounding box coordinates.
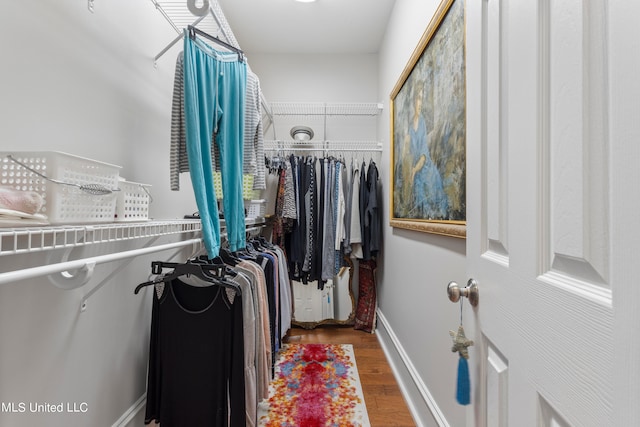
[284,325,417,427]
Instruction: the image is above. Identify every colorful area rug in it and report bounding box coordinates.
[258,343,371,427]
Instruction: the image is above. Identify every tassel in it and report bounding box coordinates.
[456,354,471,405]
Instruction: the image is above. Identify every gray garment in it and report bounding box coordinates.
[349,164,363,258]
[230,272,257,427]
[321,159,336,281]
[237,260,271,401]
[234,264,266,418]
[273,246,292,338]
[263,172,279,217]
[169,52,215,191]
[342,160,353,254]
[245,70,266,190]
[169,51,188,191]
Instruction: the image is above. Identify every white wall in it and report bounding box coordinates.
[0,1,196,426]
[376,0,467,426]
[248,53,378,103]
[248,52,380,142]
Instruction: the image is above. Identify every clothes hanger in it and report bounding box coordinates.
[134,261,240,295]
[256,236,274,249]
[234,238,259,259]
[187,25,244,62]
[218,247,240,266]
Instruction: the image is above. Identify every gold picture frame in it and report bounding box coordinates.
[390,0,466,238]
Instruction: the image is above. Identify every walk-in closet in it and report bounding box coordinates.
[4,0,630,426]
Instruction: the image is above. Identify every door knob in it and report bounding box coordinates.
[447,279,479,307]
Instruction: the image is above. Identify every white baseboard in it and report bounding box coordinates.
[111,393,146,427]
[375,309,449,427]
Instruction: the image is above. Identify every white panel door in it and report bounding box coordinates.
[465,0,640,425]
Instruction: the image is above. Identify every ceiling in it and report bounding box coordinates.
[214,0,397,55]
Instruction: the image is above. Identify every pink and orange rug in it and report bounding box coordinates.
[258,343,371,427]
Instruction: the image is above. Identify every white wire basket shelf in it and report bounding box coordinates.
[0,220,202,257]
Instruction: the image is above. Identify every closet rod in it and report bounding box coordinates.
[0,238,202,286]
[264,147,382,153]
[80,225,262,305]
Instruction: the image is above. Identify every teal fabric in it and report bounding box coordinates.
[183,32,247,257]
[456,355,471,405]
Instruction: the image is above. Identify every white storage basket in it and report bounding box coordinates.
[246,199,266,219]
[115,180,151,222]
[0,151,121,224]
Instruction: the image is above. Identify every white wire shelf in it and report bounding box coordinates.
[151,0,239,46]
[0,216,269,258]
[269,102,382,117]
[151,0,245,69]
[0,220,203,257]
[0,218,266,293]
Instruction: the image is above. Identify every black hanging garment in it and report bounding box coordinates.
[144,278,246,427]
[364,160,381,260]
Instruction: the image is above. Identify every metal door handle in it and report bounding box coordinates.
[447,279,479,307]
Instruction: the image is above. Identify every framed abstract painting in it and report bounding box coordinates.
[390,0,466,238]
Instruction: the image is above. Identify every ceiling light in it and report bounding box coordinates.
[290,126,314,142]
[295,0,317,3]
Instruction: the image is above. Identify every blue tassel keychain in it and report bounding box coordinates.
[456,352,471,405]
[450,298,473,405]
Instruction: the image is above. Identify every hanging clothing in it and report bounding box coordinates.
[236,260,271,402]
[170,56,265,194]
[142,237,293,426]
[342,159,353,255]
[272,245,293,338]
[321,158,335,281]
[334,160,346,274]
[354,259,377,333]
[228,272,257,427]
[183,32,247,256]
[313,158,325,282]
[213,70,265,192]
[358,160,367,258]
[281,162,297,220]
[362,160,381,260]
[144,279,246,427]
[241,71,266,191]
[302,157,317,279]
[169,51,187,192]
[269,154,383,283]
[349,161,363,258]
[288,155,305,279]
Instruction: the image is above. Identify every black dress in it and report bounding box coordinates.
[144,278,246,427]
